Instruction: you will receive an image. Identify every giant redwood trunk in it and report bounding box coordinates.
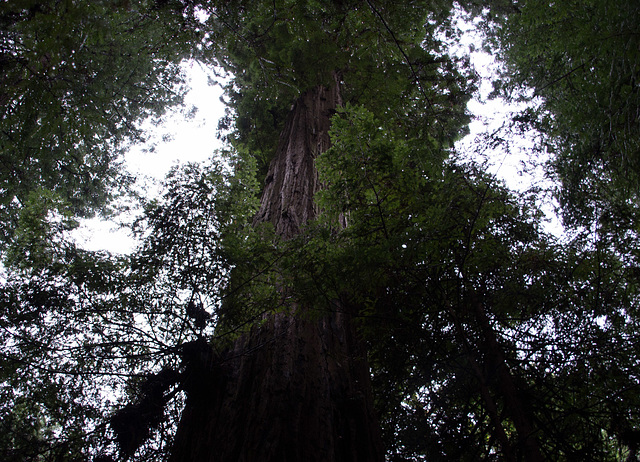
[169,74,385,461]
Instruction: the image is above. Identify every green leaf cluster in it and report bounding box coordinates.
[200,0,474,178]
[0,0,199,249]
[487,0,640,234]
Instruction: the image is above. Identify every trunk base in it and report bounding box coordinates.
[170,309,383,462]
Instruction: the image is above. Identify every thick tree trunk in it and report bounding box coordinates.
[169,76,384,462]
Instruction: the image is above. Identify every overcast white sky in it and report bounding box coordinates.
[72,62,226,253]
[126,62,226,180]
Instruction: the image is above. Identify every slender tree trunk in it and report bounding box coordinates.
[448,306,516,462]
[471,299,543,462]
[169,74,384,462]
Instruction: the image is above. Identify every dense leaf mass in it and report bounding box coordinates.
[1,1,639,461]
[0,0,199,248]
[488,0,640,235]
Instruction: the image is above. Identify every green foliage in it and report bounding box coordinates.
[311,102,640,459]
[476,7,640,454]
[487,0,640,234]
[203,0,474,176]
[0,152,261,459]
[0,248,129,460]
[133,152,258,293]
[4,188,78,271]
[317,104,437,233]
[0,0,199,249]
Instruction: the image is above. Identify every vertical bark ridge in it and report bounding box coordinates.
[253,74,342,239]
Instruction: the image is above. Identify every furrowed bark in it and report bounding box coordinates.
[252,74,340,239]
[169,74,384,462]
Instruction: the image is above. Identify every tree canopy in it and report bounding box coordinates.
[0,0,200,249]
[486,0,640,236]
[1,1,639,461]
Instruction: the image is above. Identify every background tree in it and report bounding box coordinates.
[315,103,640,460]
[485,0,640,238]
[0,152,256,460]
